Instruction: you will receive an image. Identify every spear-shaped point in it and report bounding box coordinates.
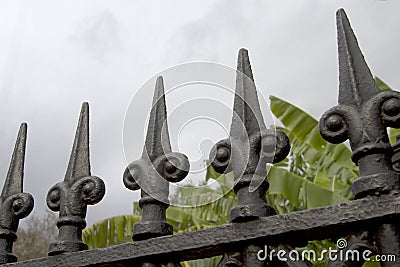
[143,76,171,162]
[64,102,90,185]
[231,48,266,137]
[237,48,254,82]
[336,8,380,108]
[1,123,27,199]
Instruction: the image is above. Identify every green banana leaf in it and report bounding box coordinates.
[82,215,141,249]
[375,77,392,92]
[270,95,358,186]
[268,166,346,209]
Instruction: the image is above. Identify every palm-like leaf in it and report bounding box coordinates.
[267,166,347,209]
[270,96,358,184]
[267,95,357,213]
[82,215,140,249]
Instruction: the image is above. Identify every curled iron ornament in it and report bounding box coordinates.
[123,152,189,191]
[47,175,105,215]
[209,138,231,174]
[2,193,33,221]
[319,9,400,199]
[320,9,400,263]
[0,123,34,264]
[320,91,400,160]
[255,129,290,165]
[124,76,189,242]
[46,103,105,256]
[210,130,289,177]
[209,48,290,224]
[213,48,290,267]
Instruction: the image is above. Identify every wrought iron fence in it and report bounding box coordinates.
[0,8,399,267]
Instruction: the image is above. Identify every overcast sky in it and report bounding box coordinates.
[1,0,400,225]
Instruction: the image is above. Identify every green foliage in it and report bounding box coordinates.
[267,166,347,209]
[268,95,357,213]
[82,215,140,249]
[375,77,392,92]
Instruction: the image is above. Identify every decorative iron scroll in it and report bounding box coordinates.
[320,9,400,266]
[46,103,105,256]
[123,76,189,266]
[210,48,290,223]
[210,49,291,266]
[0,124,33,264]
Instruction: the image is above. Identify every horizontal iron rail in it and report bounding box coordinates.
[6,195,399,267]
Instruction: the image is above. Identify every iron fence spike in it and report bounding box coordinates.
[124,77,189,245]
[231,48,266,137]
[321,8,400,195]
[142,76,171,161]
[320,10,400,260]
[2,123,27,198]
[47,102,105,256]
[0,123,33,264]
[337,8,380,108]
[64,102,91,185]
[210,48,290,229]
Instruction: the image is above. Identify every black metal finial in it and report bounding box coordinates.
[46,103,105,256]
[336,9,380,108]
[209,49,290,267]
[0,123,34,264]
[319,9,400,199]
[123,76,190,242]
[209,48,290,223]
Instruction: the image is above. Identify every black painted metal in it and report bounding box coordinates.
[0,124,33,264]
[209,48,290,266]
[0,8,399,267]
[46,103,106,256]
[123,76,189,266]
[320,9,400,199]
[319,9,400,267]
[210,48,290,223]
[4,195,400,266]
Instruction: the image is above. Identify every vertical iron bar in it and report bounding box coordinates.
[320,8,400,266]
[123,76,190,266]
[46,103,105,256]
[0,124,34,264]
[210,49,290,266]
